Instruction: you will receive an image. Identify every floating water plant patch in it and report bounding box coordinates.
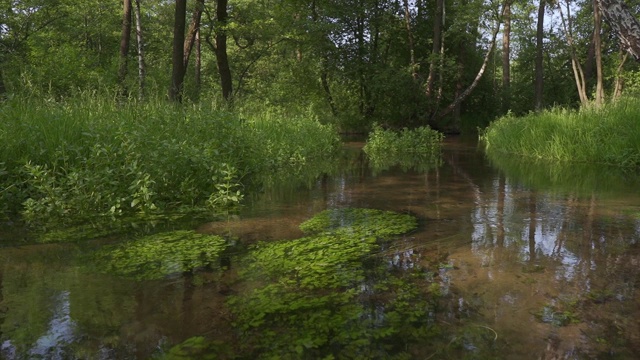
[91,230,227,281]
[299,207,418,238]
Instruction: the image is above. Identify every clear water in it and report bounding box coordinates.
[1,138,640,359]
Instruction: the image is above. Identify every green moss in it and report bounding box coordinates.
[91,230,227,281]
[299,207,418,238]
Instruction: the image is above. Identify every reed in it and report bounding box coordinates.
[480,99,640,167]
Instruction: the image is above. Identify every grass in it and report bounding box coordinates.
[480,98,640,167]
[0,94,340,223]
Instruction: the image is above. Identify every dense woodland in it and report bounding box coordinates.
[2,0,640,132]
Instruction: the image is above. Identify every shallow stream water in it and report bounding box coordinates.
[1,138,640,359]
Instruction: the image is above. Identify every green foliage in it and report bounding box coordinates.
[480,99,640,168]
[299,207,418,238]
[228,208,441,358]
[0,96,341,224]
[90,230,228,280]
[157,336,227,360]
[363,124,444,173]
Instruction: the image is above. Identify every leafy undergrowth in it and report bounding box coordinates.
[0,96,340,226]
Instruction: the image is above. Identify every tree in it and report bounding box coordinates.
[598,0,640,60]
[118,0,133,96]
[593,0,604,105]
[559,0,589,105]
[205,0,232,101]
[169,0,188,102]
[502,0,511,112]
[437,1,507,119]
[134,0,146,100]
[535,0,545,111]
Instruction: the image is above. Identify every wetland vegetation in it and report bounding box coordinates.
[3,0,640,358]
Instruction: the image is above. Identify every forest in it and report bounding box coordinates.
[3,0,640,222]
[2,0,640,131]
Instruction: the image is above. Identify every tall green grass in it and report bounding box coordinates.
[0,95,340,223]
[480,99,640,167]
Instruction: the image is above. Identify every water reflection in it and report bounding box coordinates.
[1,138,640,358]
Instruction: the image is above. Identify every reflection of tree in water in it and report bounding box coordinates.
[462,166,640,357]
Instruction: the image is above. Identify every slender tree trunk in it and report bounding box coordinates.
[426,0,444,98]
[535,0,545,111]
[402,0,417,80]
[184,0,204,69]
[215,0,233,101]
[195,28,202,96]
[134,0,146,100]
[593,0,605,106]
[437,2,505,119]
[0,69,6,98]
[598,0,640,60]
[169,0,187,102]
[118,0,133,96]
[613,47,628,99]
[559,1,589,106]
[502,1,511,112]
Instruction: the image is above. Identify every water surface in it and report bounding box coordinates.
[1,138,640,359]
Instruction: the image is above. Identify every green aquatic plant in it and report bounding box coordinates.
[228,208,441,358]
[91,230,227,281]
[363,124,443,173]
[533,303,581,327]
[299,207,418,238]
[156,336,229,360]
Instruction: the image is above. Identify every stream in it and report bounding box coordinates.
[1,137,640,359]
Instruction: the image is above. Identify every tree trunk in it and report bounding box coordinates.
[134,0,146,100]
[184,0,204,69]
[0,69,6,98]
[426,0,444,98]
[215,0,233,101]
[502,0,511,112]
[195,28,202,96]
[402,0,417,80]
[559,0,589,106]
[118,0,133,97]
[437,2,505,119]
[169,0,187,102]
[598,0,640,60]
[534,0,545,111]
[593,0,605,106]
[613,47,628,99]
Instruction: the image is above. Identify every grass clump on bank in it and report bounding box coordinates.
[363,124,444,173]
[0,95,340,223]
[480,99,640,167]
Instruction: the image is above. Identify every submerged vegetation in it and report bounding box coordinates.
[480,99,640,168]
[0,96,340,224]
[91,230,228,281]
[226,208,444,358]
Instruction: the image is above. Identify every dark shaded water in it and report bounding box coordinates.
[2,138,640,359]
